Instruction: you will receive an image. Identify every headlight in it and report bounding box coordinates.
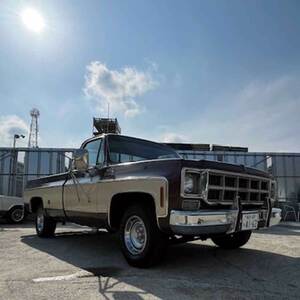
[184,173,197,194]
[182,170,207,196]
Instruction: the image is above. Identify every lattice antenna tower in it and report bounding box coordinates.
[28,108,40,148]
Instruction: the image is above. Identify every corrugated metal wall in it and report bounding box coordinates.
[1,147,299,219]
[0,148,74,197]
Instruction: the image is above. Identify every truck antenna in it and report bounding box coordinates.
[107,102,110,133]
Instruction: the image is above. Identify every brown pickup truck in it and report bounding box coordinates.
[24,134,281,267]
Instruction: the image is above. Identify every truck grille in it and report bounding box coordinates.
[205,171,271,205]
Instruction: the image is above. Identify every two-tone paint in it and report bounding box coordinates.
[24,134,274,234]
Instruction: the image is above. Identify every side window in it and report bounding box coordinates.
[83,139,103,166]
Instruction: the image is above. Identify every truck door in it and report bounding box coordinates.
[63,138,105,226]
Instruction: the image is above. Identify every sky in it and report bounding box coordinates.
[0,0,300,152]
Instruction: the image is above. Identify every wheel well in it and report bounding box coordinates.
[8,205,23,211]
[30,197,43,213]
[109,192,156,231]
[7,205,23,215]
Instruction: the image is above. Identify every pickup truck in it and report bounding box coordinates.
[24,134,281,267]
[0,195,25,223]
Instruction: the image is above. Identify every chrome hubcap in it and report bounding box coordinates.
[11,208,24,222]
[37,211,44,232]
[124,216,147,255]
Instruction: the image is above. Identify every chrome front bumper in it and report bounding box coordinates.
[170,208,281,236]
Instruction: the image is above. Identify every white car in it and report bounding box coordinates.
[0,195,25,223]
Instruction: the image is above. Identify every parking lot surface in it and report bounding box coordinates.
[0,222,299,300]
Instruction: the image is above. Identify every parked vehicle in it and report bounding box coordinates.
[0,195,25,223]
[24,134,281,267]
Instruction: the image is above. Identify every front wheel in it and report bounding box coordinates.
[211,231,252,249]
[35,205,56,237]
[119,205,167,268]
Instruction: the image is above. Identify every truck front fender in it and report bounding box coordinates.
[101,176,169,228]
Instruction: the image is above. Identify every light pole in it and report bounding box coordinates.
[13,134,25,148]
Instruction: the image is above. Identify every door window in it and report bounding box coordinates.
[83,138,104,166]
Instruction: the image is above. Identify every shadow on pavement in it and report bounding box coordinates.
[21,229,300,299]
[255,225,300,236]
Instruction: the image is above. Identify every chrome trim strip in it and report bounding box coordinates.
[169,208,281,236]
[190,168,273,181]
[106,157,181,168]
[170,210,235,226]
[101,176,168,183]
[170,209,237,235]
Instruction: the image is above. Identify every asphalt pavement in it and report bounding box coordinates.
[0,221,299,299]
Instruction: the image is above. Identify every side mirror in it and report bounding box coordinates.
[73,149,89,172]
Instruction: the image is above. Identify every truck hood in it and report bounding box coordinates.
[181,159,271,179]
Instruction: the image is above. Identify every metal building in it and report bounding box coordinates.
[0,147,74,197]
[1,142,299,220]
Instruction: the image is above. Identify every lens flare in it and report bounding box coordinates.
[21,8,45,33]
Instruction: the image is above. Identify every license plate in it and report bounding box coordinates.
[241,213,258,230]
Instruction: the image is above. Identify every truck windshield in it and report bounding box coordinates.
[108,135,180,164]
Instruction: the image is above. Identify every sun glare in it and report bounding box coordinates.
[21,8,45,33]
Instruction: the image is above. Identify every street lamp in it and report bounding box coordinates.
[13,134,25,148]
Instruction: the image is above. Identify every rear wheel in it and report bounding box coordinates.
[211,231,252,249]
[35,205,56,237]
[119,204,167,268]
[7,206,24,224]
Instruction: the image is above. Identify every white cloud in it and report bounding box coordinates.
[161,132,187,143]
[0,115,28,147]
[84,61,158,117]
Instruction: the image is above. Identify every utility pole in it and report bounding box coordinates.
[107,102,110,133]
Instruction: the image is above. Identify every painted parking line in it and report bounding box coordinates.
[33,270,94,282]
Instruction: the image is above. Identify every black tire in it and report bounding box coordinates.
[35,205,56,237]
[211,231,252,249]
[119,204,168,268]
[6,206,24,224]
